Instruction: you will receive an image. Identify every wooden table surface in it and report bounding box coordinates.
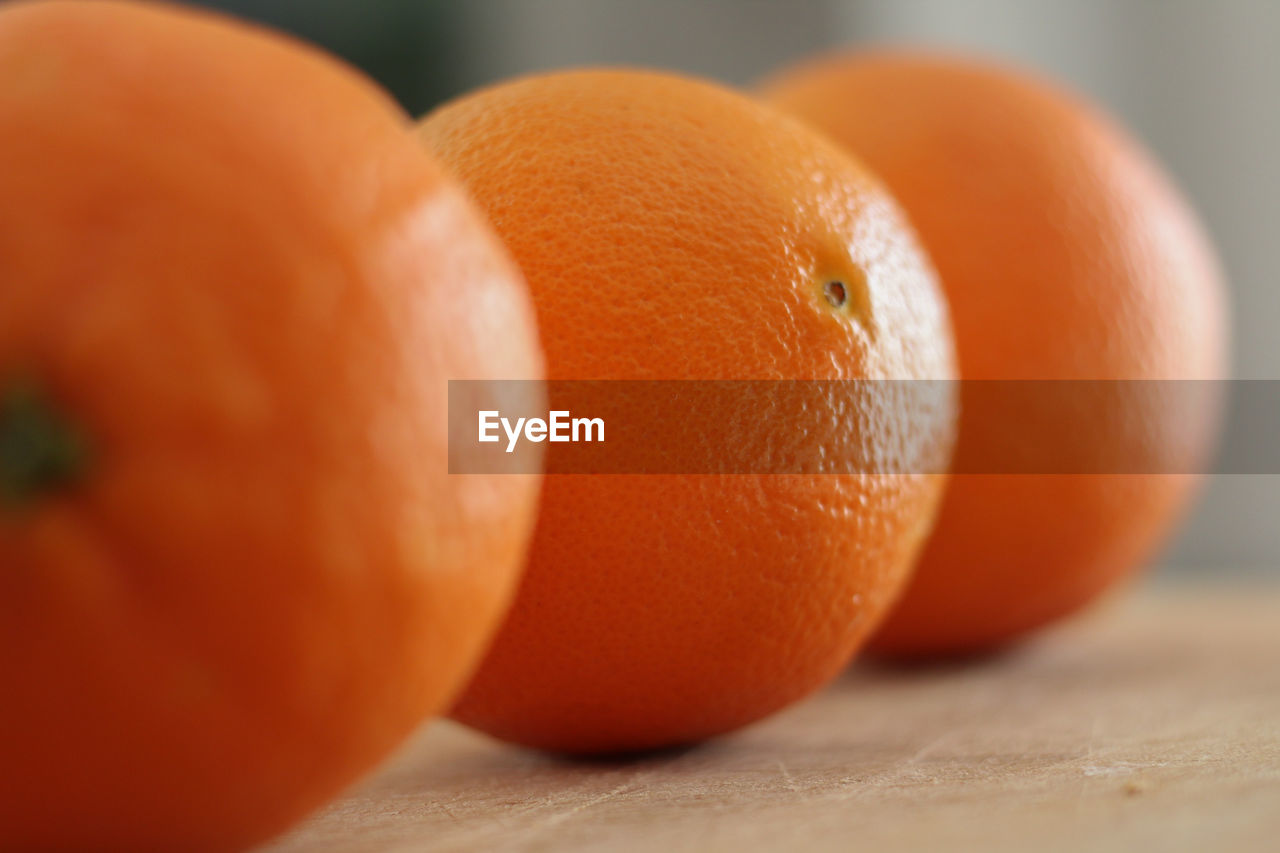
[266,581,1280,853]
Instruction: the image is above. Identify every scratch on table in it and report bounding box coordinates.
[823,730,960,802]
[903,730,956,765]
[523,779,641,837]
[1071,712,1104,820]
[1081,761,1169,777]
[775,759,801,793]
[430,799,461,822]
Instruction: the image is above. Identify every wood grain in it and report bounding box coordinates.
[265,582,1280,852]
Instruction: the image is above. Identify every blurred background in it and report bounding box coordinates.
[196,0,1278,574]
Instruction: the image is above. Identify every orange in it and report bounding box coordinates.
[0,2,542,850]
[418,69,956,753]
[763,52,1228,656]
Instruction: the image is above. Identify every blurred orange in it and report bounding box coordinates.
[0,2,541,849]
[763,52,1228,656]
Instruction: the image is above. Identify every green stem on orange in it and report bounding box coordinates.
[0,379,89,508]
